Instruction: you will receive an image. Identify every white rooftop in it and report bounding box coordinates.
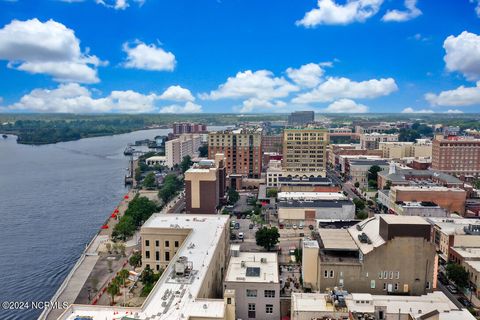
[348,216,385,255]
[57,214,229,320]
[278,191,346,201]
[450,247,480,260]
[392,185,465,192]
[225,251,279,284]
[318,228,358,251]
[465,260,480,273]
[291,293,336,312]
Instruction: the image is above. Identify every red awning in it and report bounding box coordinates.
[124,195,129,199]
[101,225,109,229]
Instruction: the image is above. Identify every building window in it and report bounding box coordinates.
[156,265,160,271]
[264,290,275,298]
[330,270,334,278]
[371,280,376,289]
[165,251,170,261]
[266,304,273,314]
[246,289,257,297]
[426,281,431,289]
[248,303,256,318]
[379,272,382,279]
[383,271,388,279]
[383,283,387,291]
[145,240,150,247]
[165,240,170,247]
[394,283,399,291]
[395,271,400,279]
[227,298,231,305]
[389,271,394,279]
[155,251,160,261]
[145,251,150,259]
[324,270,328,278]
[155,240,159,247]
[175,241,179,248]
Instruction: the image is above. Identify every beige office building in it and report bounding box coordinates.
[360,133,399,150]
[302,215,437,296]
[282,127,329,177]
[379,140,432,159]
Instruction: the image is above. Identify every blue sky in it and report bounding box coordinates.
[1,0,480,114]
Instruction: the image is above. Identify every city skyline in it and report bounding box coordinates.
[1,0,480,114]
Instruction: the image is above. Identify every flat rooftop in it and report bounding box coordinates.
[278,199,353,208]
[348,216,386,255]
[318,229,358,251]
[57,214,229,320]
[225,251,279,284]
[380,214,430,226]
[391,185,465,192]
[291,293,337,313]
[450,247,480,260]
[278,192,346,201]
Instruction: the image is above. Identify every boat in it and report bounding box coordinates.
[2,134,7,139]
[123,146,134,156]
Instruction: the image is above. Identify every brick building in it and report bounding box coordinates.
[172,122,207,135]
[432,134,480,177]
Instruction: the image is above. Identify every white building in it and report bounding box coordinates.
[224,246,280,320]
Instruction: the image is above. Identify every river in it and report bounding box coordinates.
[0,128,215,320]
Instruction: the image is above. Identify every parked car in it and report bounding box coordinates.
[308,225,314,230]
[238,232,244,240]
[458,297,473,308]
[292,224,298,229]
[249,224,254,229]
[286,224,292,229]
[230,233,237,240]
[234,222,240,229]
[279,224,284,229]
[447,285,459,294]
[246,215,251,219]
[298,223,304,229]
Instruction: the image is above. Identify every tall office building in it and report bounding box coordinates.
[282,127,329,177]
[432,134,480,177]
[208,128,263,178]
[287,111,314,126]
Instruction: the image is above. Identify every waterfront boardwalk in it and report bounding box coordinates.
[40,189,136,320]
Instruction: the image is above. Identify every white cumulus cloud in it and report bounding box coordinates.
[159,85,194,101]
[445,109,464,114]
[4,83,168,113]
[322,99,368,113]
[292,77,397,104]
[401,107,434,113]
[471,0,480,17]
[200,70,298,100]
[159,101,202,113]
[286,63,327,88]
[296,0,383,27]
[123,41,176,71]
[425,81,480,106]
[0,18,103,83]
[382,0,422,22]
[237,98,287,113]
[443,31,480,81]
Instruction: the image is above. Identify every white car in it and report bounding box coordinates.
[292,224,298,229]
[238,232,244,240]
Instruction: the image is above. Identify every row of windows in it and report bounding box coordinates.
[247,303,274,317]
[379,271,400,280]
[145,250,171,261]
[246,289,276,298]
[145,240,179,248]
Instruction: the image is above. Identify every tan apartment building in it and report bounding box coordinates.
[208,128,263,179]
[58,214,234,320]
[379,140,432,159]
[165,133,202,168]
[282,127,329,177]
[185,155,226,214]
[302,215,437,296]
[389,185,467,214]
[224,246,280,320]
[360,133,399,150]
[432,135,480,177]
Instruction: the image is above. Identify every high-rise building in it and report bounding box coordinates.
[432,134,480,177]
[208,128,263,178]
[288,111,314,126]
[282,127,329,177]
[185,155,226,214]
[172,122,207,135]
[165,134,202,168]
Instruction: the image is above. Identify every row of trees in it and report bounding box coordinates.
[112,196,159,241]
[107,268,131,305]
[158,174,183,204]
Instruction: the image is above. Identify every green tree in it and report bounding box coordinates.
[141,266,155,286]
[112,215,136,241]
[129,251,142,268]
[158,174,182,204]
[227,188,240,205]
[367,165,382,189]
[294,248,302,263]
[198,144,208,157]
[385,180,392,190]
[255,226,280,251]
[143,172,156,189]
[266,188,278,198]
[353,198,366,212]
[134,167,142,183]
[107,282,119,305]
[354,182,360,188]
[180,155,193,173]
[446,263,469,288]
[119,269,130,281]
